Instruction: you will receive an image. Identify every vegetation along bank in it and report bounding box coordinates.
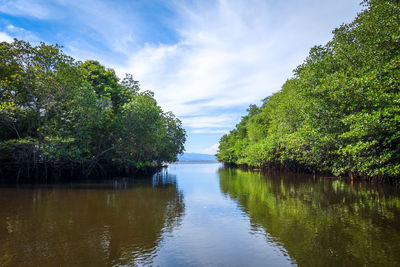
[0,40,186,182]
[217,0,400,183]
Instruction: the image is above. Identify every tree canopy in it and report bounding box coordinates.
[0,39,186,180]
[217,0,400,181]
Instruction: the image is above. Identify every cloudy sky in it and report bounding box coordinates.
[0,0,362,154]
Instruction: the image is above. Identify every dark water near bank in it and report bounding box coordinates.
[1,163,400,266]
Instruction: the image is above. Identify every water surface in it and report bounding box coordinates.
[1,163,399,266]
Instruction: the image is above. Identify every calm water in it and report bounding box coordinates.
[1,163,400,266]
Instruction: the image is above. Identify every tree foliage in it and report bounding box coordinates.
[0,39,186,179]
[217,0,400,180]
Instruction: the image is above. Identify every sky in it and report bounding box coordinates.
[0,0,363,154]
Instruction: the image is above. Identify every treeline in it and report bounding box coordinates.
[217,0,400,181]
[0,40,186,181]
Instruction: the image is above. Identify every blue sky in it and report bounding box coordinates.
[0,0,362,154]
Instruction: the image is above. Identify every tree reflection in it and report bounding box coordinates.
[0,174,184,266]
[219,168,400,266]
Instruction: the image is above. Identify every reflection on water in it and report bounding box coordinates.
[219,168,400,266]
[0,173,184,266]
[1,164,400,266]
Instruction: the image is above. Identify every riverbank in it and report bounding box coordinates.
[0,160,165,183]
[221,162,400,186]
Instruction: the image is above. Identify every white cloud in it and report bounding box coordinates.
[0,0,143,55]
[114,0,361,152]
[191,129,229,134]
[115,0,361,128]
[55,0,142,55]
[5,25,39,43]
[0,0,50,19]
[0,32,13,43]
[0,0,361,153]
[201,143,220,155]
[181,114,237,129]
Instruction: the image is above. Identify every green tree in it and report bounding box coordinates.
[217,0,400,181]
[0,39,186,180]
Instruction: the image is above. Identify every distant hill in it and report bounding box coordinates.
[177,153,217,162]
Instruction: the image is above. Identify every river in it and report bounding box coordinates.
[1,163,399,266]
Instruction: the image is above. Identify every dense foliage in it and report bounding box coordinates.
[217,0,400,180]
[0,40,186,179]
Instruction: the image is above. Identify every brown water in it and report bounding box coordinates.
[1,163,400,266]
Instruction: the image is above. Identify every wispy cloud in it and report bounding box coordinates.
[5,25,39,43]
[53,0,142,55]
[191,129,229,134]
[0,0,145,58]
[0,31,12,42]
[201,143,219,155]
[181,114,237,129]
[0,0,50,19]
[116,0,361,135]
[0,0,362,153]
